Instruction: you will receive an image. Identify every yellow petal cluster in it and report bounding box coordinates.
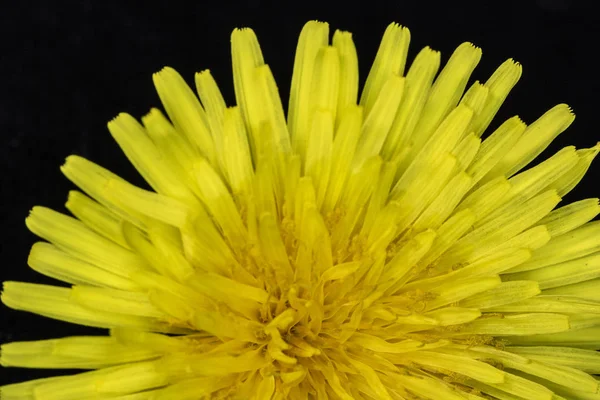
[2,20,600,400]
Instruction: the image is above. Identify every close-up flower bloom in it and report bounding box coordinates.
[2,18,600,399]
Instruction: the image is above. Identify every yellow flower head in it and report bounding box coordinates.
[2,20,600,400]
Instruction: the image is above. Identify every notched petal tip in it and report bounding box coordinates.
[195,69,211,78]
[333,29,353,40]
[385,21,410,34]
[457,41,482,54]
[565,104,576,117]
[152,66,179,82]
[60,155,79,177]
[551,103,576,130]
[106,112,134,129]
[307,20,329,27]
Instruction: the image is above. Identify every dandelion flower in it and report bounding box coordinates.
[3,20,600,400]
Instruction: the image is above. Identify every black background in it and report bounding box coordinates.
[1,0,598,386]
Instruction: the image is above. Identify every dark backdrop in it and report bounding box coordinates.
[1,0,598,385]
